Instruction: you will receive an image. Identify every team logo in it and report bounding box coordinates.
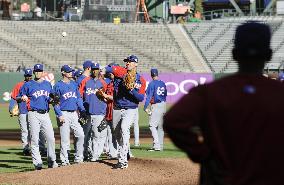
[134,83,141,89]
[32,90,49,98]
[86,88,98,95]
[63,91,77,100]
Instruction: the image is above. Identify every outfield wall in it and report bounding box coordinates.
[0,72,217,103]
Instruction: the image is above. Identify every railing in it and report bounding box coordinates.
[202,8,278,21]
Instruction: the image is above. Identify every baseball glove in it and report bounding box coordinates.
[10,104,19,117]
[145,108,152,116]
[97,118,108,132]
[96,89,105,101]
[49,94,60,105]
[78,111,88,125]
[123,69,136,90]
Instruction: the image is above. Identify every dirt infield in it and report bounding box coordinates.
[0,158,199,185]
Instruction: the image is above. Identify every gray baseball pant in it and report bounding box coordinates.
[28,111,56,167]
[132,108,140,145]
[91,115,107,160]
[113,108,136,164]
[18,114,30,149]
[149,102,166,150]
[106,120,118,158]
[59,111,84,164]
[82,115,93,159]
[19,114,46,151]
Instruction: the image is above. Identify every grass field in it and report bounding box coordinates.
[0,104,186,174]
[0,104,151,130]
[0,142,186,173]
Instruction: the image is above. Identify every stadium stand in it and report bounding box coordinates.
[184,16,284,73]
[0,21,192,73]
[1,17,284,73]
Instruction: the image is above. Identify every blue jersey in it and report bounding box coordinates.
[144,79,167,110]
[106,66,146,109]
[52,80,85,117]
[20,80,52,111]
[83,78,106,115]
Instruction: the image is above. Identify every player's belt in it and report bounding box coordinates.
[113,106,128,110]
[62,110,76,112]
[31,110,48,114]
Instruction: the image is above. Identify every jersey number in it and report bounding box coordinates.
[157,87,165,96]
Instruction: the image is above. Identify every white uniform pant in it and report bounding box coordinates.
[91,115,107,160]
[28,111,56,166]
[105,120,118,158]
[18,114,46,151]
[59,111,84,164]
[132,108,140,145]
[113,108,136,164]
[149,102,166,150]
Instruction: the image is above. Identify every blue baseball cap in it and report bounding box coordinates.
[74,69,83,77]
[24,68,33,76]
[151,68,158,76]
[83,60,93,69]
[123,55,138,63]
[34,64,43,71]
[61,65,73,73]
[91,62,100,69]
[108,62,119,67]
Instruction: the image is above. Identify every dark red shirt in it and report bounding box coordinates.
[164,74,284,185]
[105,80,114,121]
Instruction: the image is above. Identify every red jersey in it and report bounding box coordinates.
[11,81,25,100]
[105,80,114,121]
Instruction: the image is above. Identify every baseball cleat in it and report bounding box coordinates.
[35,164,43,170]
[74,160,84,164]
[23,148,31,156]
[113,162,128,169]
[61,162,70,166]
[48,161,59,168]
[90,158,99,162]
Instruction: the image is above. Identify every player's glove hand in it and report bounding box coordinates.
[57,116,65,126]
[21,95,28,102]
[10,104,19,117]
[78,111,88,125]
[49,94,60,105]
[59,116,65,124]
[97,118,108,132]
[145,108,152,116]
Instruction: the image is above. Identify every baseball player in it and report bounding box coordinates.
[105,55,146,169]
[83,62,108,161]
[11,69,46,156]
[144,68,167,151]
[20,64,58,170]
[52,65,86,165]
[102,65,118,159]
[73,69,83,81]
[77,60,93,160]
[78,60,93,96]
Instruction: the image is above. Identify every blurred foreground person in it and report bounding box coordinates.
[164,22,284,185]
